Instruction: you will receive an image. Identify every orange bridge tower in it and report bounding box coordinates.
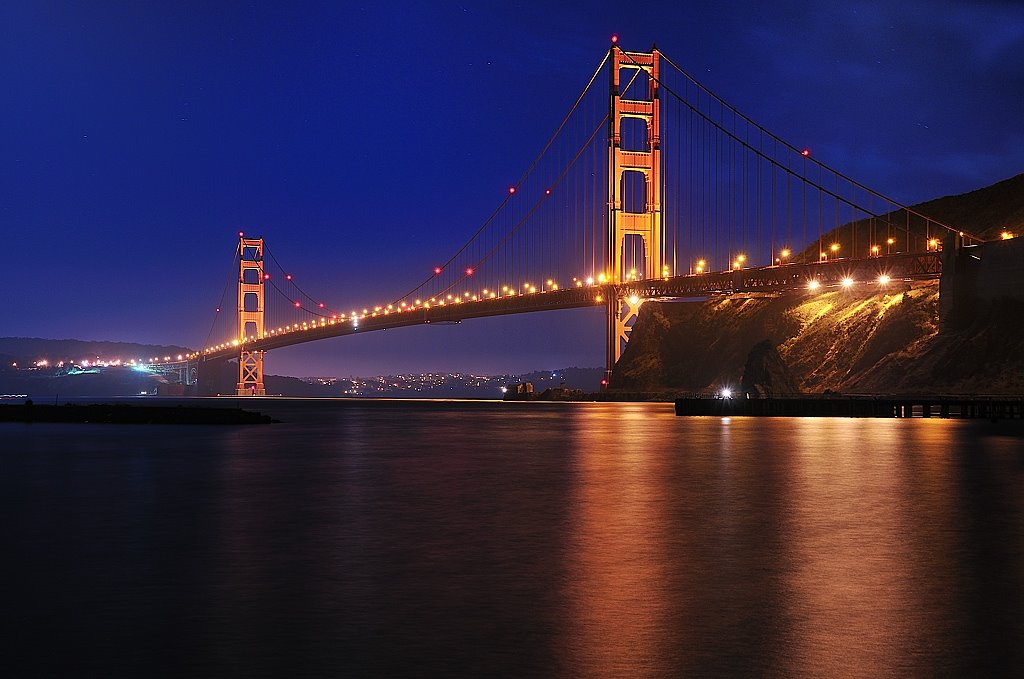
[606,42,662,383]
[236,234,266,395]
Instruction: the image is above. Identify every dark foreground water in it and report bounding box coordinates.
[2,399,1022,677]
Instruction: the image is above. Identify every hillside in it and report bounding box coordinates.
[611,171,1024,396]
[610,282,1024,395]
[0,337,192,366]
[795,172,1024,262]
[913,172,1024,241]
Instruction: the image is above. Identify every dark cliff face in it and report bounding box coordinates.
[609,281,1024,395]
[741,340,801,397]
[610,295,803,392]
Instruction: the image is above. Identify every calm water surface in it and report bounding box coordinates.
[3,399,1022,677]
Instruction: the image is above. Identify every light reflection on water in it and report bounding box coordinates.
[2,400,1022,677]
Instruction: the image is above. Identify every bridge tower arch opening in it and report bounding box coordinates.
[237,235,266,395]
[606,44,662,382]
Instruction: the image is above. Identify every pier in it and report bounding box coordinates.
[674,396,1024,418]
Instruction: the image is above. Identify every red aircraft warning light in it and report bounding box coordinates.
[293,301,301,308]
[508,186,516,194]
[466,267,474,276]
[610,34,619,44]
[434,266,442,275]
[801,149,811,157]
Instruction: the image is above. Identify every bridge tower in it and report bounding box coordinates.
[606,43,662,382]
[236,235,266,395]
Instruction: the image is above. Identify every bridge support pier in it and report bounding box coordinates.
[237,350,265,396]
[605,293,644,384]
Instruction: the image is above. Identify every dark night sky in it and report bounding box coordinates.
[2,1,1023,377]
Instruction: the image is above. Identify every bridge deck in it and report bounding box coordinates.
[199,252,941,361]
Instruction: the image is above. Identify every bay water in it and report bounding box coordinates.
[3,399,1022,677]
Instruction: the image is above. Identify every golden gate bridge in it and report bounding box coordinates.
[166,39,983,395]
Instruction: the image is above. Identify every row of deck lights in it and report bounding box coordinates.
[199,250,907,355]
[210,223,1012,357]
[207,227,992,354]
[806,274,892,292]
[212,243,918,353]
[207,259,708,353]
[690,238,952,275]
[203,274,612,353]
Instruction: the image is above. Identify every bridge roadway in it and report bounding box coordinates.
[199,251,942,362]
